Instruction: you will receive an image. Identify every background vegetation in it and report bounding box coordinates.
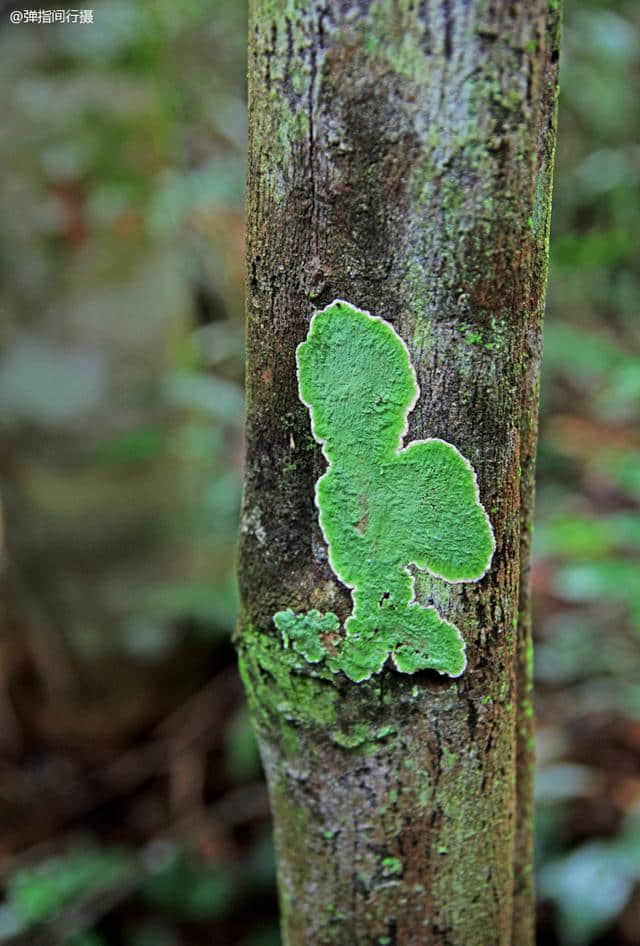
[0,1,638,943]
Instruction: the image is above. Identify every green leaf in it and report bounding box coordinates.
[6,848,132,929]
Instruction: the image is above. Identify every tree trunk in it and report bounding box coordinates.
[237,2,561,944]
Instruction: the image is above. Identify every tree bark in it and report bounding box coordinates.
[237,2,560,944]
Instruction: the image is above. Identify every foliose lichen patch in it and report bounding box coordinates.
[274,300,494,682]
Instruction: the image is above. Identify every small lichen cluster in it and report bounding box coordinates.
[274,301,494,683]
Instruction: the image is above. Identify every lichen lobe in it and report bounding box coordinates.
[274,300,495,683]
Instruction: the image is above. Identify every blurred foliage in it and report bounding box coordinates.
[540,815,640,946]
[534,1,640,943]
[2,846,133,936]
[142,847,234,922]
[0,0,246,706]
[0,0,265,943]
[0,0,638,944]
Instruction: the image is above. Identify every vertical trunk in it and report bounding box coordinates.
[237,2,560,944]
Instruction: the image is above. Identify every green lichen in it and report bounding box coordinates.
[238,622,392,750]
[381,856,403,877]
[237,624,341,732]
[275,608,339,664]
[274,301,495,683]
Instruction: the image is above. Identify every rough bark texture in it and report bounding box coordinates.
[237,2,561,944]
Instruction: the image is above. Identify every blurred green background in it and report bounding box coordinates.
[0,1,638,944]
